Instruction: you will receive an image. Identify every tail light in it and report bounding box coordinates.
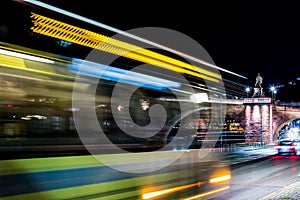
[274,144,281,149]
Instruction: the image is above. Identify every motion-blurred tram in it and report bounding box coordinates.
[0,1,232,199]
[0,42,219,155]
[0,42,231,200]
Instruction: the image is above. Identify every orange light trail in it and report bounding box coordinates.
[182,186,230,200]
[142,182,203,199]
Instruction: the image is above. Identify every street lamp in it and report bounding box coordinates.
[270,86,275,99]
[274,90,277,101]
[246,87,250,97]
[270,86,279,104]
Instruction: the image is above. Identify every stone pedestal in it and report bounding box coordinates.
[244,103,272,143]
[252,87,264,97]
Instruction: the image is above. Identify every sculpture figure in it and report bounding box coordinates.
[254,73,263,88]
[252,73,264,97]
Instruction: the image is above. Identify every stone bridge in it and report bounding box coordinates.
[224,99,300,144]
[272,106,300,140]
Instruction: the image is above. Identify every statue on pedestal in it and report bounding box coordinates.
[255,73,263,88]
[252,73,264,97]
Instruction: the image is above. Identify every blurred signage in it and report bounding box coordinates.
[140,99,150,110]
[117,105,124,112]
[243,97,271,104]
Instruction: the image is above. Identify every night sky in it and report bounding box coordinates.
[2,0,300,98]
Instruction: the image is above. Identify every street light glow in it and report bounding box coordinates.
[270,86,275,91]
[269,85,278,102]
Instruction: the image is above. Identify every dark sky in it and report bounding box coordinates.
[3,0,300,91]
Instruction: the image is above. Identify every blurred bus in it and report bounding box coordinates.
[0,1,231,199]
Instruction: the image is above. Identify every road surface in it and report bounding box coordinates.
[210,154,300,200]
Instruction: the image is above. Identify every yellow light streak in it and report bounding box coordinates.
[209,174,231,183]
[30,13,221,82]
[0,54,73,79]
[182,186,230,200]
[0,43,70,63]
[141,182,203,199]
[0,48,54,63]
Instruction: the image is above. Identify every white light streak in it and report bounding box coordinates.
[0,49,54,64]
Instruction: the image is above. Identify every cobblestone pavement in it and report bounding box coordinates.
[259,181,300,200]
[224,145,300,200]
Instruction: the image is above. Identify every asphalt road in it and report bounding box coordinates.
[209,154,300,200]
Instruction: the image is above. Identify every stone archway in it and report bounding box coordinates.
[272,106,300,141]
[220,103,300,144]
[275,118,300,140]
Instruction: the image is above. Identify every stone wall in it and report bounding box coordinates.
[226,104,272,143]
[244,105,272,143]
